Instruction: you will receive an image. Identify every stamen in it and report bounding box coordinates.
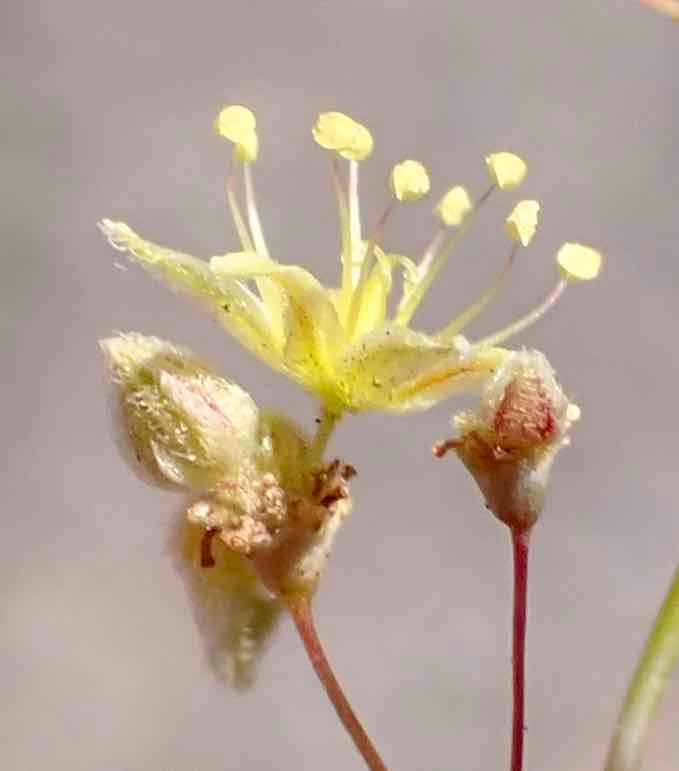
[331,156,352,298]
[345,200,395,337]
[472,277,568,349]
[226,166,255,252]
[432,438,462,458]
[396,184,496,325]
[243,162,270,257]
[437,244,519,341]
[348,160,362,270]
[228,164,284,337]
[414,227,448,283]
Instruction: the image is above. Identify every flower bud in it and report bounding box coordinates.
[390,159,430,202]
[100,333,259,490]
[437,350,578,532]
[171,515,282,689]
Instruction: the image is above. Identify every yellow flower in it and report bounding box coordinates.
[100,107,601,418]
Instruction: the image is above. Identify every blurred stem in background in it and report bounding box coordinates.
[641,0,679,20]
[611,7,678,770]
[605,564,679,771]
[288,598,390,771]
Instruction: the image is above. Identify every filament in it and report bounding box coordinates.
[473,277,568,349]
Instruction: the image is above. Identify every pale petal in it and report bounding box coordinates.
[351,250,394,338]
[99,221,286,372]
[334,325,507,413]
[334,325,458,412]
[391,346,509,412]
[210,253,343,390]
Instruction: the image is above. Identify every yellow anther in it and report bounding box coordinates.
[215,105,259,162]
[436,186,472,226]
[556,243,603,281]
[390,160,430,202]
[505,200,540,246]
[485,152,527,190]
[312,112,373,161]
[345,122,373,161]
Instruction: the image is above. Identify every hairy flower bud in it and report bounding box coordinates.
[101,333,259,490]
[171,515,282,689]
[102,333,359,686]
[435,350,579,532]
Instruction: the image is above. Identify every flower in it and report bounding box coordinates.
[100,106,601,417]
[434,349,580,532]
[102,332,356,685]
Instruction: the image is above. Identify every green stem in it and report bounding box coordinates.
[309,407,341,464]
[605,564,679,771]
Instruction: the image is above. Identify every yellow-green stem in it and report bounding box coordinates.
[605,564,679,771]
[310,407,341,464]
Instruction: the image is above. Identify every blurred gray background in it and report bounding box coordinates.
[2,1,679,769]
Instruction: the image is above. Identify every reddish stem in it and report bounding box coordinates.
[288,598,389,771]
[510,528,531,771]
